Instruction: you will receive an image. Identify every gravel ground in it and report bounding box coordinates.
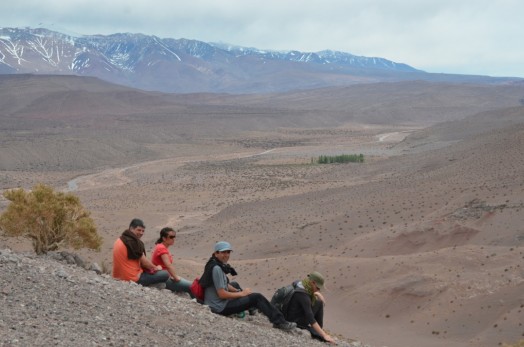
[0,249,370,347]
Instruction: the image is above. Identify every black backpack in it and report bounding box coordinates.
[270,281,304,315]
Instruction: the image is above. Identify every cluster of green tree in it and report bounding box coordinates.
[312,154,364,164]
[0,184,102,255]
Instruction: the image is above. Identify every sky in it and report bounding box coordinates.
[2,0,523,78]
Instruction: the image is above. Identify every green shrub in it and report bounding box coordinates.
[313,154,364,164]
[0,184,102,255]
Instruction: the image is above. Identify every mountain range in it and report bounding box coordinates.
[1,27,521,93]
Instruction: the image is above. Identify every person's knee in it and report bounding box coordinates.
[247,292,266,305]
[249,292,263,300]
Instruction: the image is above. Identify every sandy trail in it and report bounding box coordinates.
[376,131,412,142]
[66,148,276,192]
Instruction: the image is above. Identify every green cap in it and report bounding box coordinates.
[308,271,325,290]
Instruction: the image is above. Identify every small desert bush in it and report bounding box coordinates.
[503,340,524,347]
[0,184,102,255]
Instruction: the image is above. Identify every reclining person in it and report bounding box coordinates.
[199,241,296,331]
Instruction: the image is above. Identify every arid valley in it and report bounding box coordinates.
[1,75,524,347]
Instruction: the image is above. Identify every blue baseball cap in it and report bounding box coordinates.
[214,241,233,252]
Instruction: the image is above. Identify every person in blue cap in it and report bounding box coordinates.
[199,241,296,331]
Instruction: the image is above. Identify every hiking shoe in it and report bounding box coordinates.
[273,321,296,331]
[248,308,258,316]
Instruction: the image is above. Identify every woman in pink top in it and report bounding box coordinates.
[151,227,192,295]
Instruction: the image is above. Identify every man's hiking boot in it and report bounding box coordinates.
[273,321,296,331]
[248,308,258,316]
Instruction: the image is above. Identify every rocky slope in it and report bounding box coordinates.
[0,249,366,347]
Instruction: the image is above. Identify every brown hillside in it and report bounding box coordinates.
[181,120,524,347]
[1,75,524,172]
[1,75,523,347]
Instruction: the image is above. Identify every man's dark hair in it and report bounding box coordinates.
[129,218,145,229]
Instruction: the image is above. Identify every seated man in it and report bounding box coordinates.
[199,241,296,331]
[112,218,169,286]
[284,271,335,343]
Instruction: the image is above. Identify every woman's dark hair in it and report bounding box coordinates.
[155,227,175,244]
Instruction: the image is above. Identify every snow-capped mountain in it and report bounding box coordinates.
[0,27,515,93]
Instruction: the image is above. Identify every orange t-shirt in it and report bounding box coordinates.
[112,238,143,282]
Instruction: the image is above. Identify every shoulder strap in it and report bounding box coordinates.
[292,280,307,293]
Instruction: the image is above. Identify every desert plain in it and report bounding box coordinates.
[1,75,523,347]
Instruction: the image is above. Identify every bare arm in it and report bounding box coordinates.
[140,254,162,272]
[160,253,180,281]
[314,291,326,304]
[227,283,239,292]
[216,287,252,300]
[311,322,336,344]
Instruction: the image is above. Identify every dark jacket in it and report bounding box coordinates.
[199,255,237,288]
[286,290,317,326]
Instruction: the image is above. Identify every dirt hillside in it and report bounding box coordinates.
[1,75,523,347]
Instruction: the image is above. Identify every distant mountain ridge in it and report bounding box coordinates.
[0,27,520,93]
